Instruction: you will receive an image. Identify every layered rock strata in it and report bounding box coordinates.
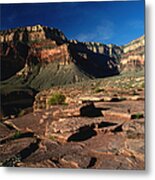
[120,35,145,71]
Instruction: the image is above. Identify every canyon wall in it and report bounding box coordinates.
[120,35,145,71]
[69,40,122,59]
[0,24,145,83]
[0,25,121,82]
[0,24,67,44]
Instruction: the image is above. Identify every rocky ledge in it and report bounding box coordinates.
[0,71,144,169]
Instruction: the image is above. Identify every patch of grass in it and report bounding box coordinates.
[131,113,144,119]
[18,110,26,117]
[62,102,68,106]
[94,87,104,93]
[48,92,66,105]
[141,82,144,88]
[49,135,56,141]
[13,131,22,139]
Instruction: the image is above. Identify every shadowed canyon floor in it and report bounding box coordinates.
[0,71,144,169]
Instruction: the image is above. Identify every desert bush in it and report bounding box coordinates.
[48,92,66,105]
[49,135,56,141]
[13,131,21,139]
[131,113,144,119]
[141,82,144,88]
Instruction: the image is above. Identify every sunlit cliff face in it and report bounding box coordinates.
[120,35,145,71]
[0,24,67,43]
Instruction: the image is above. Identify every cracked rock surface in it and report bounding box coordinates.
[0,71,144,169]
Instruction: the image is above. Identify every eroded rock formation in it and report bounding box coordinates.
[120,35,145,71]
[0,24,67,44]
[0,24,122,82]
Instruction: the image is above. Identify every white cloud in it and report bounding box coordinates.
[75,20,114,43]
[76,33,95,42]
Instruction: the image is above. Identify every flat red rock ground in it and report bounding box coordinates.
[0,71,145,169]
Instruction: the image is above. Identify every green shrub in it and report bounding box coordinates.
[49,135,56,141]
[13,131,21,139]
[131,113,144,119]
[141,82,144,88]
[94,87,104,93]
[48,92,66,105]
[18,109,26,117]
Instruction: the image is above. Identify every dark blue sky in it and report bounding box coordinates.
[0,1,145,45]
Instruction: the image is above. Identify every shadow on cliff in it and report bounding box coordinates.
[0,41,29,81]
[68,42,120,78]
